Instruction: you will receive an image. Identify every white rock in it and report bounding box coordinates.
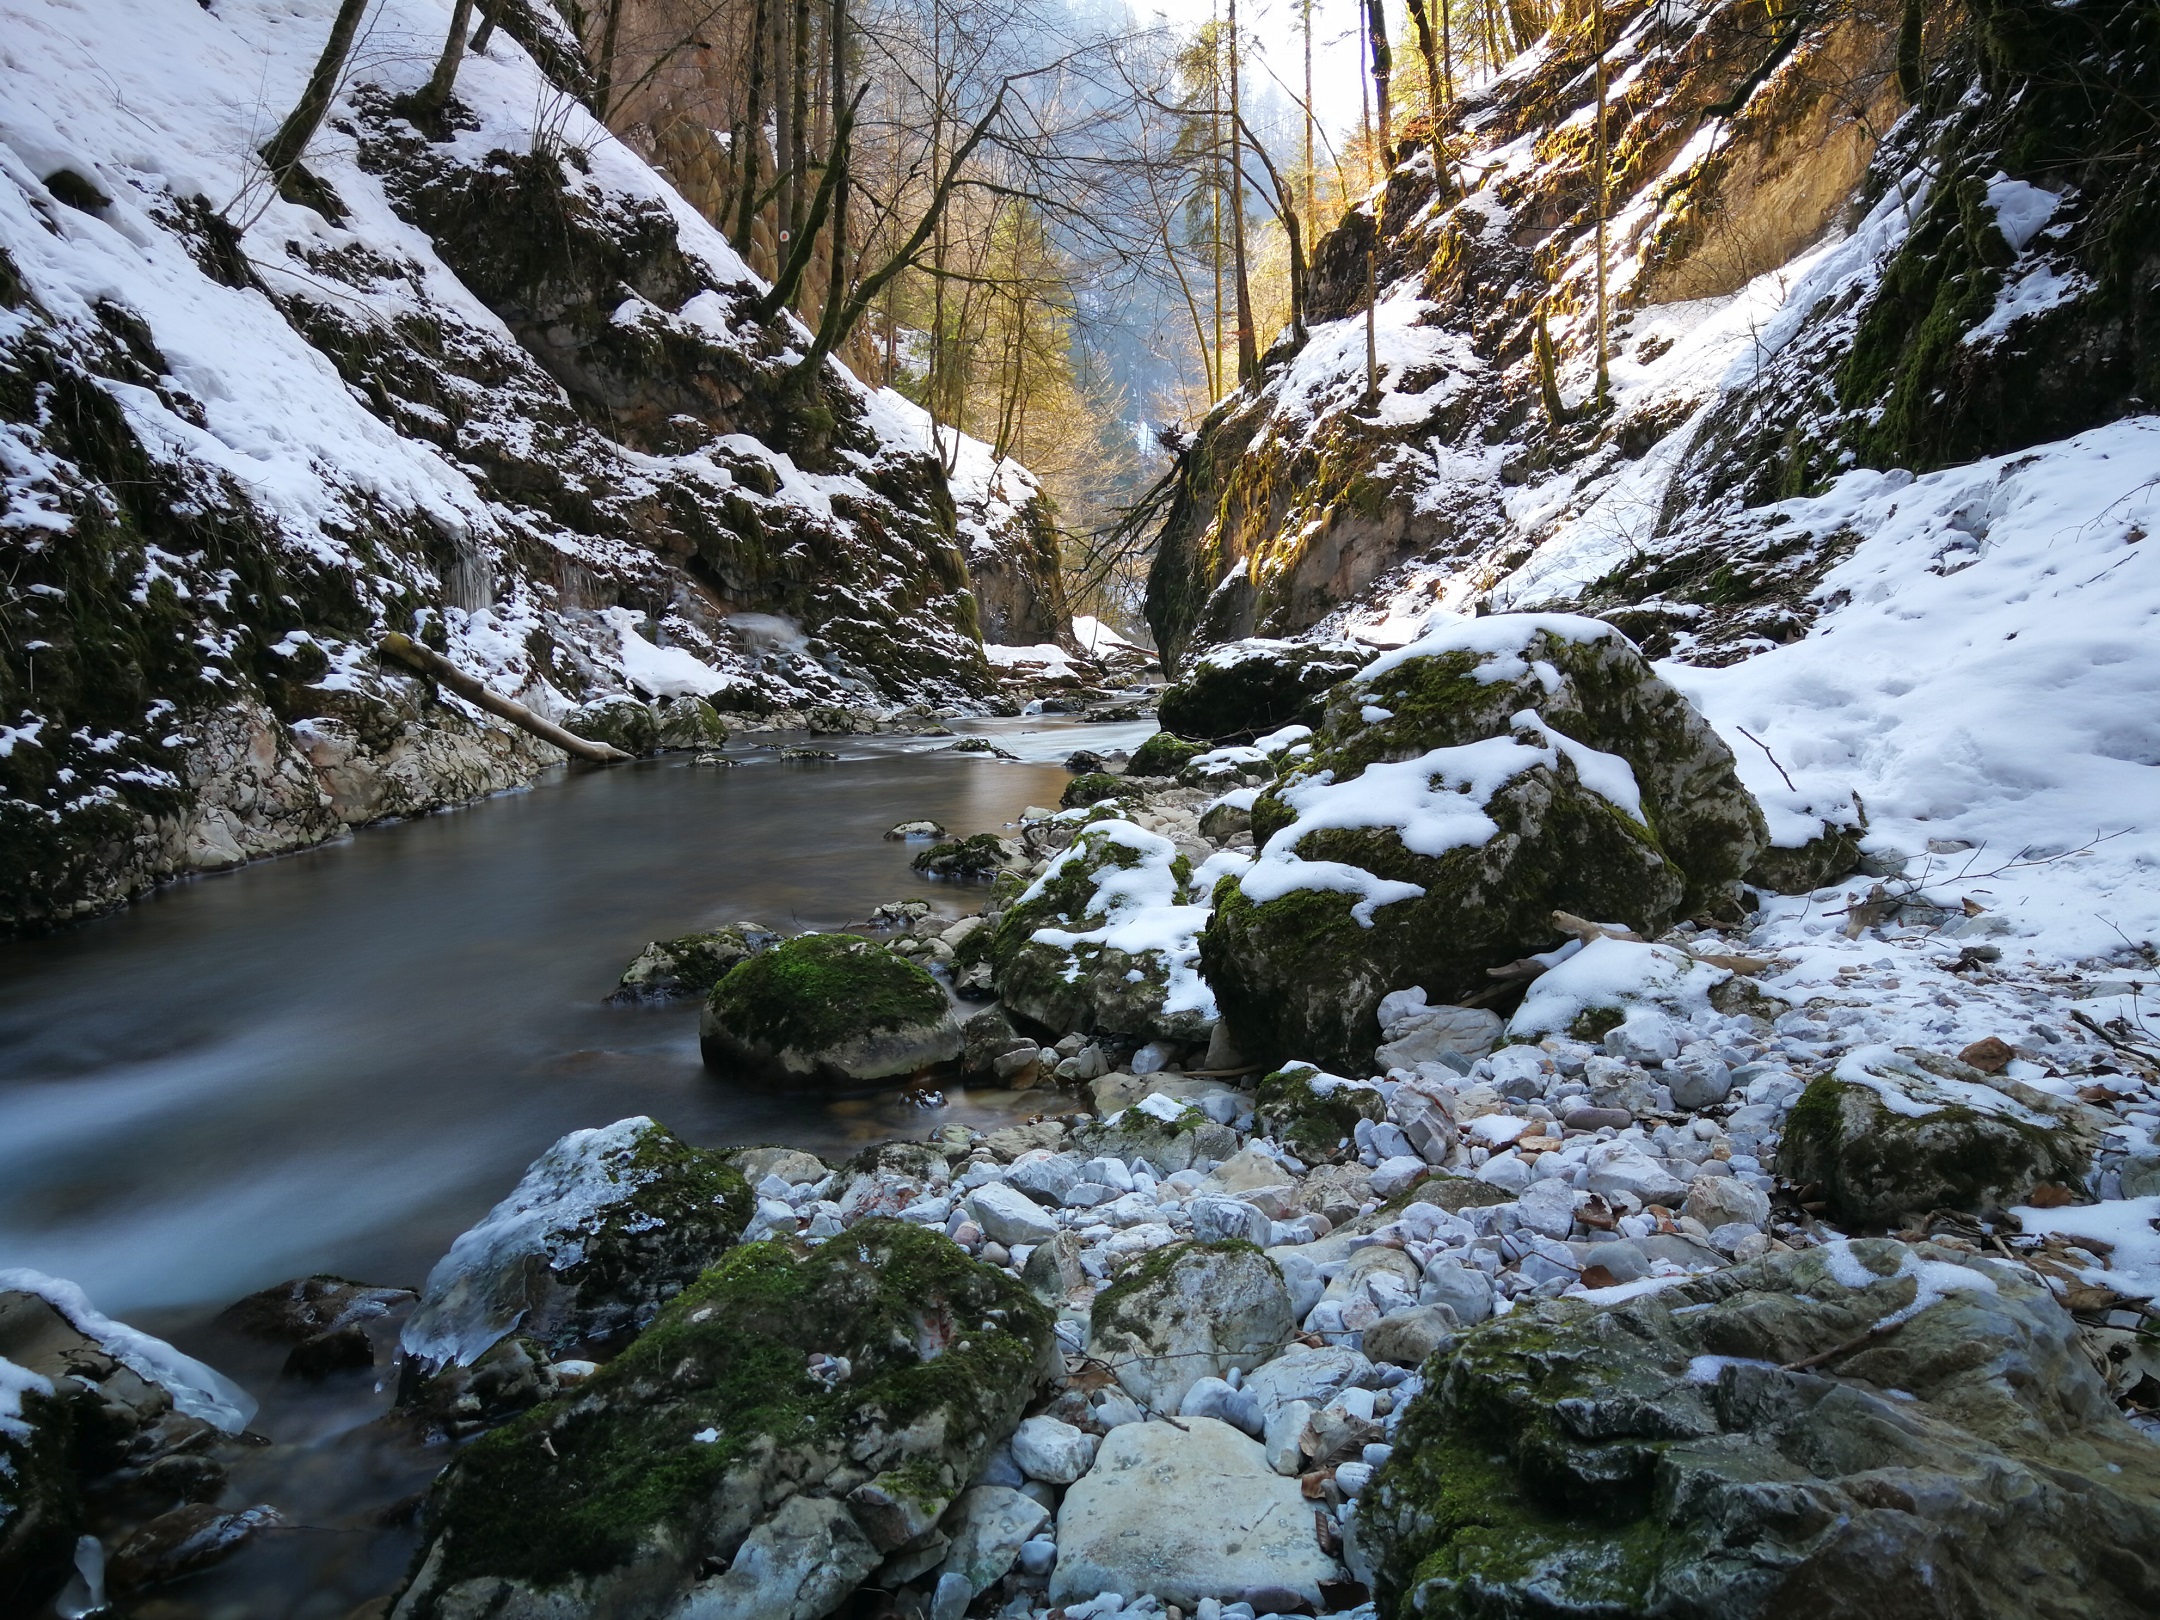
[1088,1243,1294,1413]
[1049,1417,1341,1608]
[967,1182,1062,1246]
[1369,1155,1430,1199]
[1515,1177,1580,1240]
[940,1484,1051,1596]
[1009,1150,1083,1205]
[1240,1343,1373,1428]
[1264,1398,1313,1475]
[1179,1375,1263,1437]
[1012,1415,1099,1485]
[690,1494,879,1620]
[1377,1004,1503,1071]
[1475,1151,1532,1193]
[1604,1011,1681,1066]
[1418,1258,1493,1325]
[1189,1195,1272,1246]
[1683,1174,1771,1230]
[1584,1140,1689,1206]
[1017,1536,1059,1578]
[1334,1461,1375,1496]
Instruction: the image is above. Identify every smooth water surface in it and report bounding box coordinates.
[0,718,1143,1317]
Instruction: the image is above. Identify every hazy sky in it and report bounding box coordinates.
[1135,0,1374,155]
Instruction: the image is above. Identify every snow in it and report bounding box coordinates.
[1352,611,1618,687]
[1985,175,2062,254]
[1508,937,1729,1039]
[401,1116,675,1367]
[0,1355,54,1442]
[0,1268,256,1433]
[1073,616,1143,655]
[1019,820,1219,1019]
[604,608,731,699]
[986,643,1081,677]
[1669,416,2160,959]
[1817,1238,1998,1331]
[2011,1196,2160,1304]
[1829,1044,2052,1124]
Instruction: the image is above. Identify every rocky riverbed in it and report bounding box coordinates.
[7,618,2158,1620]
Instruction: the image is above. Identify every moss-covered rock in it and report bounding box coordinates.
[985,819,1216,1041]
[1125,731,1206,777]
[1253,1064,1388,1165]
[1060,771,1126,809]
[1358,1238,2160,1619]
[911,832,1017,881]
[1087,1240,1293,1413]
[652,695,729,751]
[1747,820,1865,894]
[1776,1052,2098,1224]
[1072,1104,1240,1177]
[401,1117,752,1370]
[700,932,960,1090]
[563,694,658,756]
[608,923,779,1003]
[1200,616,1766,1070]
[391,1219,1057,1619]
[1157,638,1372,744]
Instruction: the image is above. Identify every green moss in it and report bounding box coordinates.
[422,1219,1052,1589]
[706,933,947,1055]
[1090,1239,1268,1343]
[1061,771,1125,809]
[912,833,1011,880]
[1254,1064,1387,1163]
[1126,731,1205,776]
[1569,1006,1627,1042]
[1156,643,1369,745]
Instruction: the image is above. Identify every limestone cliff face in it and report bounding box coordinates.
[1149,0,2157,671]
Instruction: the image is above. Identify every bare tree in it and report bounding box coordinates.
[260,0,374,182]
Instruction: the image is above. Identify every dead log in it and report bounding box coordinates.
[377,633,631,763]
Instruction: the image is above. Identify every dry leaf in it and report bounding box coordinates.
[1959,1037,2015,1073]
[2025,1182,2084,1208]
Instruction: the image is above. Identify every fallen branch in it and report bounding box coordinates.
[377,633,630,764]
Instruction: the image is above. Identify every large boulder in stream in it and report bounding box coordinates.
[699,933,962,1089]
[985,818,1221,1042]
[400,1118,752,1372]
[1157,637,1373,744]
[389,1220,1057,1620]
[1356,1237,2160,1619]
[1199,615,1767,1071]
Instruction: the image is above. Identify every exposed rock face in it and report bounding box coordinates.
[699,933,962,1089]
[1201,615,1765,1069]
[1156,638,1372,740]
[389,1220,1056,1620]
[1086,1241,1294,1413]
[1777,1048,2100,1223]
[986,819,1218,1042]
[400,1118,751,1370]
[1358,1238,2160,1619]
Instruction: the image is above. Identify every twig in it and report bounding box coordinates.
[1736,727,1796,793]
[1781,1312,1911,1372]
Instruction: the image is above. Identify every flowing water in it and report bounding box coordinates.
[0,716,1148,1619]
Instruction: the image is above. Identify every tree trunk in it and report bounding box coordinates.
[732,0,770,254]
[377,635,631,763]
[1592,0,1610,410]
[1365,0,1393,164]
[412,0,479,119]
[594,0,626,119]
[260,0,373,181]
[789,0,812,247]
[1228,0,1257,384]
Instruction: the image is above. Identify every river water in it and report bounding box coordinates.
[1,717,1149,1620]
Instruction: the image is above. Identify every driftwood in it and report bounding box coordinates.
[377,633,631,763]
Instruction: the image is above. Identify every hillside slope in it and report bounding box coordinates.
[0,0,1044,930]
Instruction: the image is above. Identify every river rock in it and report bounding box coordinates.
[1155,638,1373,745]
[109,1502,281,1592]
[1583,1138,1690,1207]
[1777,1051,2100,1223]
[400,1117,751,1369]
[1417,1258,1493,1325]
[938,1484,1050,1597]
[1375,999,1503,1071]
[1189,1194,1273,1246]
[1199,616,1766,1070]
[609,923,778,1003]
[1362,1304,1458,1368]
[1048,1416,1342,1607]
[562,694,658,756]
[1088,1242,1294,1413]
[1358,1238,2160,1618]
[1682,1173,1771,1231]
[1072,1106,1239,1178]
[1010,1415,1097,1484]
[390,1220,1056,1620]
[966,1183,1061,1247]
[651,696,729,752]
[984,819,1219,1042]
[700,933,962,1090]
[217,1274,415,1378]
[912,833,1018,881]
[1252,1064,1387,1165]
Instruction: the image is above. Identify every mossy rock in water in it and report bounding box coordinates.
[400,1117,752,1371]
[652,696,729,751]
[985,819,1213,1042]
[562,694,658,756]
[1359,1238,2160,1620]
[1061,771,1126,809]
[1124,731,1205,777]
[608,923,780,1003]
[1253,1064,1387,1165]
[700,933,961,1090]
[1200,614,1767,1071]
[1157,639,1372,745]
[1776,1060,2096,1224]
[911,832,1016,881]
[391,1219,1057,1619]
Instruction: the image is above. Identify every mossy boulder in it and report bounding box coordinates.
[1060,771,1126,809]
[1157,638,1371,744]
[984,819,1216,1041]
[1747,820,1866,894]
[1200,615,1766,1070]
[700,933,961,1091]
[1776,1052,2099,1224]
[1357,1238,2160,1619]
[1254,1064,1388,1165]
[1087,1240,1294,1413]
[652,696,729,751]
[400,1117,753,1369]
[608,923,780,1003]
[1125,731,1205,777]
[1072,1103,1240,1177]
[390,1220,1058,1620]
[911,832,1017,881]
[563,694,658,756]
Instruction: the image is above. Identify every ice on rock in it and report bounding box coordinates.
[0,1270,255,1434]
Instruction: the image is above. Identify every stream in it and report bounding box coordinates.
[0,716,1147,1619]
